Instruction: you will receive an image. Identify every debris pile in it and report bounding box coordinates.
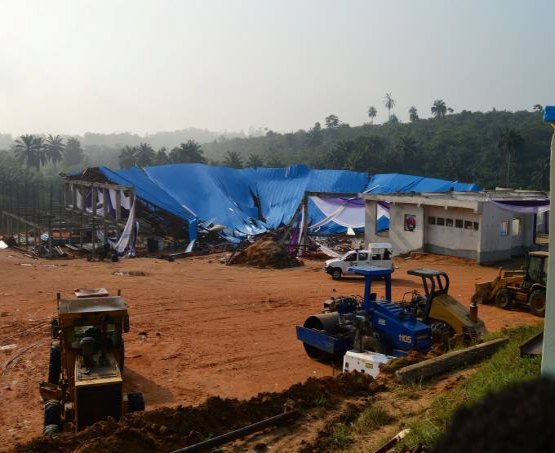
[229,238,302,268]
[16,373,380,453]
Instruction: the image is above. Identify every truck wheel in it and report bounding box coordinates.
[43,400,61,436]
[332,268,342,280]
[495,289,513,309]
[48,341,61,385]
[528,290,546,317]
[128,392,145,412]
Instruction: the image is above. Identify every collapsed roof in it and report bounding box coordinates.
[75,164,479,239]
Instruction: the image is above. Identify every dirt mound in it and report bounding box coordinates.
[15,373,380,453]
[230,238,302,268]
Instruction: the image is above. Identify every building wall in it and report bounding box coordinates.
[424,206,481,260]
[478,203,534,263]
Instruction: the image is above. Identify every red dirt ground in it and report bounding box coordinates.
[0,250,542,450]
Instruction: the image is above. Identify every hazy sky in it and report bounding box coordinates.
[0,0,553,135]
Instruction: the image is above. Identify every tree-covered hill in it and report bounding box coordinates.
[201,109,551,190]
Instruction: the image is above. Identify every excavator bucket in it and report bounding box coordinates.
[472,269,502,304]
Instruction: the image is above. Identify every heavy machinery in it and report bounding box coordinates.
[39,289,144,435]
[404,269,486,343]
[296,267,485,361]
[296,266,434,359]
[473,251,548,317]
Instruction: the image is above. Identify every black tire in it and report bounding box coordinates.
[528,289,546,317]
[331,268,342,280]
[128,392,145,412]
[495,289,513,309]
[43,400,61,436]
[48,341,61,385]
[431,321,455,349]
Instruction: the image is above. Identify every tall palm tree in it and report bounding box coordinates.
[135,142,155,167]
[497,128,524,187]
[118,145,138,168]
[408,106,419,122]
[13,134,45,171]
[431,100,447,119]
[383,93,395,120]
[45,134,65,168]
[246,154,264,167]
[367,106,377,125]
[531,156,549,190]
[223,151,243,168]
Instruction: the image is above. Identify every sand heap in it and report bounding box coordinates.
[16,373,379,453]
[230,238,302,268]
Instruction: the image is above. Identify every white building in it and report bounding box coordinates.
[362,190,549,264]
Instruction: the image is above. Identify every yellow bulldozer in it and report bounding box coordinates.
[473,251,548,317]
[39,289,144,434]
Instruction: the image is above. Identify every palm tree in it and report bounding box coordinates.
[135,142,155,167]
[367,106,377,125]
[223,151,243,168]
[246,154,264,167]
[447,107,454,114]
[325,114,340,128]
[169,140,206,164]
[118,145,137,168]
[497,128,524,187]
[383,93,395,120]
[397,135,418,172]
[531,156,549,190]
[431,100,447,119]
[45,134,65,168]
[533,104,543,113]
[408,106,419,122]
[13,134,45,171]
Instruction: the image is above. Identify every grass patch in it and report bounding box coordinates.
[353,404,393,433]
[329,423,353,448]
[400,324,542,450]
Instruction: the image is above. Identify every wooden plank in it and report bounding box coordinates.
[395,337,509,383]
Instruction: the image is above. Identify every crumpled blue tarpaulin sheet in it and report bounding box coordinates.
[364,173,479,194]
[96,165,479,238]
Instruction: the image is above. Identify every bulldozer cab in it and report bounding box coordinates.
[407,268,449,323]
[526,251,548,287]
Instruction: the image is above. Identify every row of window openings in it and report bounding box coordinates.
[428,216,479,230]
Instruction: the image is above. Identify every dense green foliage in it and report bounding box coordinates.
[1,109,551,190]
[200,109,552,190]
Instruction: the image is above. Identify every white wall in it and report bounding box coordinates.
[424,206,481,259]
[389,203,425,254]
[479,203,534,262]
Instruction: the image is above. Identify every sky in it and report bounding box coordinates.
[0,0,553,135]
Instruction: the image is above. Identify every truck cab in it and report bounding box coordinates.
[324,242,393,280]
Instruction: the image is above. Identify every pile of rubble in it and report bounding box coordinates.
[228,237,302,269]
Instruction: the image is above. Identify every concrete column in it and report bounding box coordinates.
[542,129,555,376]
[364,200,377,246]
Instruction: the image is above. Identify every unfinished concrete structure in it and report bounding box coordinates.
[362,190,549,264]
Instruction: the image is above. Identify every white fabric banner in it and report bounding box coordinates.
[309,196,365,229]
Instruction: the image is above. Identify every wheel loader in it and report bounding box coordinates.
[39,289,144,435]
[472,251,548,317]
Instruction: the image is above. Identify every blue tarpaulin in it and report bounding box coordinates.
[95,164,479,238]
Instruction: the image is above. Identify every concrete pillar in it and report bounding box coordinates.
[542,129,555,376]
[364,200,377,246]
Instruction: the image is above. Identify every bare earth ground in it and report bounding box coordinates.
[0,251,542,450]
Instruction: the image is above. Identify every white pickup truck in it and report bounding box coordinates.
[324,243,394,280]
